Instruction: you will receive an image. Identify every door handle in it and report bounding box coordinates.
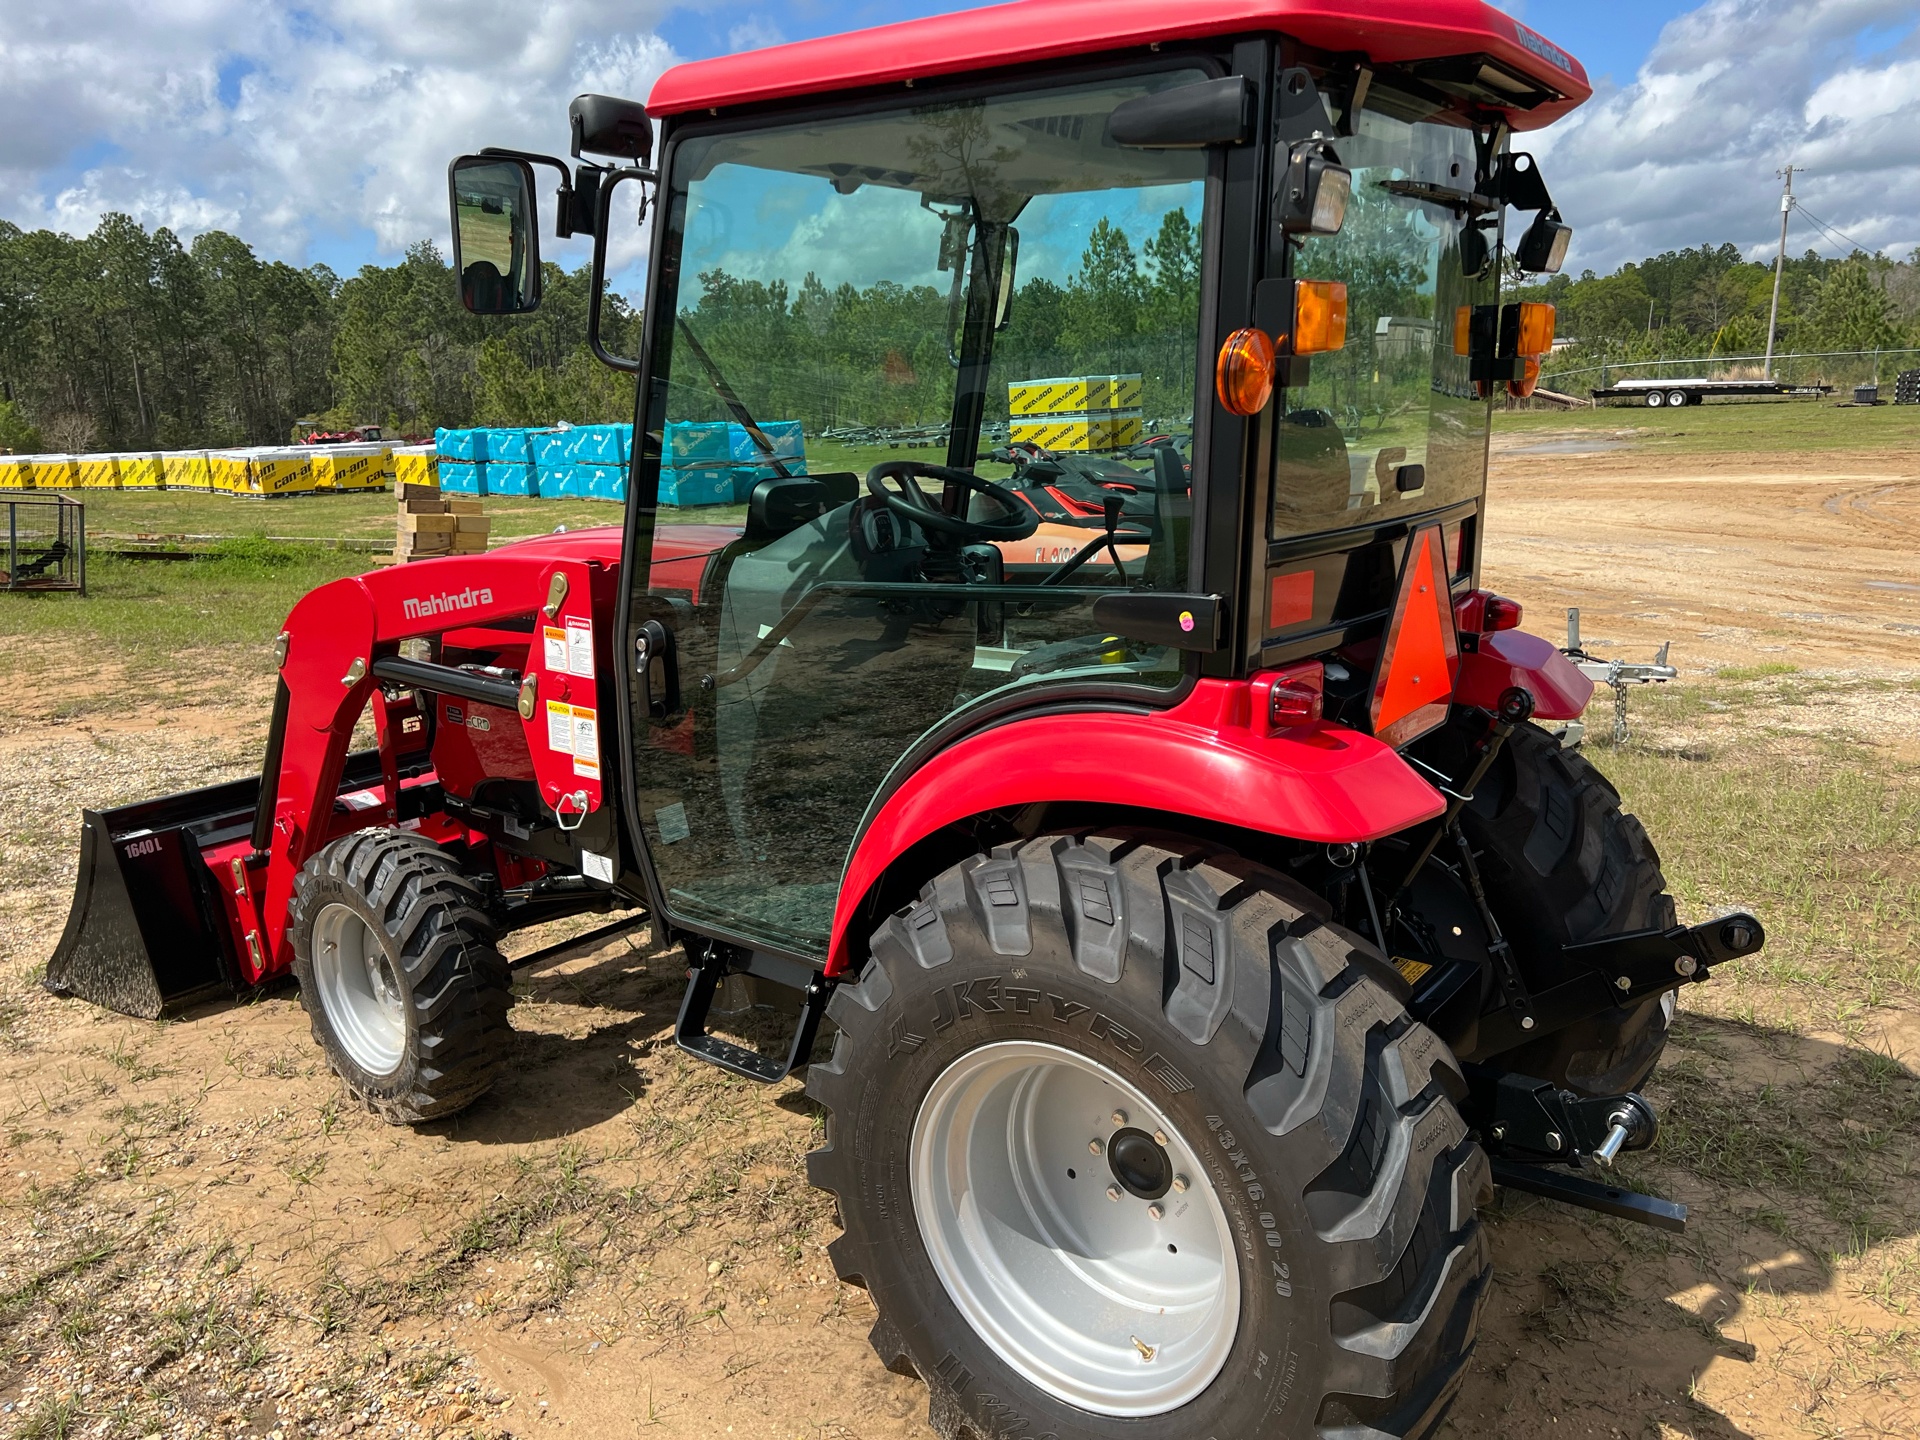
[634,619,682,721]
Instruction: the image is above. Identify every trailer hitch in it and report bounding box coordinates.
[1466,1064,1687,1233]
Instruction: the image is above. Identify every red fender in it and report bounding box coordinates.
[1453,628,1594,721]
[825,678,1446,975]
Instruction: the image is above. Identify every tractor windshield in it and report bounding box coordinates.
[1270,101,1495,538]
[634,69,1211,955]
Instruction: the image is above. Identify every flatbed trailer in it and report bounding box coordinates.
[1592,377,1833,407]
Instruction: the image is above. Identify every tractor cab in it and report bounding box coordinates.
[482,10,1582,964]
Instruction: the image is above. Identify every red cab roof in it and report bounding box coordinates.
[648,0,1590,130]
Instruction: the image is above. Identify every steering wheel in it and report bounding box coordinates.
[866,460,1038,545]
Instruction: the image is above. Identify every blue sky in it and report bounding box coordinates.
[2,0,1915,286]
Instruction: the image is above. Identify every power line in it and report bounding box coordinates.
[1792,202,1876,257]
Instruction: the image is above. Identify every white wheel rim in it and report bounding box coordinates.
[1646,391,1663,406]
[910,1040,1240,1416]
[1668,392,1687,407]
[312,903,406,1075]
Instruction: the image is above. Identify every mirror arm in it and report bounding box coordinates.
[586,167,656,376]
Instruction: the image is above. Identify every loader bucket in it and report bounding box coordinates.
[45,775,260,1019]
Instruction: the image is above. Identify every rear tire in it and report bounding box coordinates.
[290,830,512,1124]
[1450,722,1678,1094]
[807,831,1492,1439]
[1666,390,1690,408]
[1644,391,1664,407]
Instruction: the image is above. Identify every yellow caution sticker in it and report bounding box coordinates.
[1392,956,1434,986]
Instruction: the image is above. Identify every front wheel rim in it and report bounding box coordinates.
[910,1040,1240,1417]
[311,903,407,1076]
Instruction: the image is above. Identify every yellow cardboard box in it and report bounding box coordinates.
[76,454,121,489]
[161,451,213,489]
[0,455,33,489]
[1009,410,1143,453]
[391,445,439,488]
[313,443,387,491]
[31,455,78,490]
[1007,373,1144,416]
[209,450,252,493]
[237,447,316,497]
[116,453,164,490]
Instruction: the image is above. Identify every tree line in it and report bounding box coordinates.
[0,215,640,454]
[3,207,1915,456]
[1513,243,1920,373]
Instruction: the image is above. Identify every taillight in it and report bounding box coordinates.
[1256,661,1325,730]
[1216,327,1276,416]
[1455,589,1522,633]
[1370,527,1459,749]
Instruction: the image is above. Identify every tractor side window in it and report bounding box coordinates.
[1270,105,1494,538]
[633,72,1211,957]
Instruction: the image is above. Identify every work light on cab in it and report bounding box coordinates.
[1278,144,1352,236]
[1517,205,1573,274]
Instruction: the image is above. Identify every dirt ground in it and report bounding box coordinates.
[0,432,1914,1440]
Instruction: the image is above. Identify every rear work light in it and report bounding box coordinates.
[1216,326,1276,416]
[1369,527,1459,750]
[1454,589,1522,634]
[1254,661,1325,732]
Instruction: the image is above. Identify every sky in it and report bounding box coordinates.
[2,0,1916,288]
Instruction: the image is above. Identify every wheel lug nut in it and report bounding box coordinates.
[1089,1139,1103,1156]
[1106,1185,1122,1202]
[1172,1175,1189,1193]
[1111,1110,1127,1127]
[1148,1203,1165,1221]
[1152,1130,1168,1146]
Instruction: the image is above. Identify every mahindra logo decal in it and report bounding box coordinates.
[401,585,495,621]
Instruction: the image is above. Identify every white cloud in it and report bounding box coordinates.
[0,0,679,274]
[1521,0,1920,272]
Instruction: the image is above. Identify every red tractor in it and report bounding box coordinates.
[50,3,1765,1435]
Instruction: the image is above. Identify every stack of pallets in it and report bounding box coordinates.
[393,485,489,562]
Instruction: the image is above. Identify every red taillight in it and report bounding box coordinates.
[1454,589,1522,634]
[1255,661,1325,731]
[1370,527,1459,749]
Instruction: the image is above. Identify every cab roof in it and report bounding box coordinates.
[647,0,1590,130]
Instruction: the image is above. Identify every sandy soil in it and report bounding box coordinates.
[0,441,1914,1439]
[1483,437,1920,673]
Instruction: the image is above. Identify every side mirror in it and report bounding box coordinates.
[1109,76,1252,148]
[447,157,541,315]
[570,94,653,164]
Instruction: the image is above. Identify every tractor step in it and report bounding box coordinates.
[674,944,830,1083]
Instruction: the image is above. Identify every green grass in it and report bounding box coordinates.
[1494,396,1920,454]
[0,542,373,689]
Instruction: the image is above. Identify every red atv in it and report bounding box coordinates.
[51,4,1762,1436]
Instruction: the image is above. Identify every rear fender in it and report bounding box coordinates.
[825,677,1445,975]
[1454,627,1594,720]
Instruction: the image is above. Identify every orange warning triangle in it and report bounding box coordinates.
[1371,527,1458,748]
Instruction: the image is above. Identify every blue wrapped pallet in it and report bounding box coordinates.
[659,466,734,507]
[439,459,484,495]
[584,465,627,502]
[729,420,804,463]
[666,420,805,467]
[482,461,534,497]
[435,428,488,463]
[530,429,572,469]
[564,424,632,466]
[486,428,532,464]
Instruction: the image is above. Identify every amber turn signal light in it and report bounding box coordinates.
[1453,305,1473,357]
[1514,301,1555,357]
[1216,326,1276,416]
[1293,280,1348,355]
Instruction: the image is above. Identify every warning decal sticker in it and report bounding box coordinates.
[543,626,568,672]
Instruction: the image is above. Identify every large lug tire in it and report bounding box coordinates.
[1451,720,1679,1094]
[807,831,1493,1440]
[289,830,512,1124]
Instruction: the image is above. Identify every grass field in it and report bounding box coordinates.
[1500,394,1919,453]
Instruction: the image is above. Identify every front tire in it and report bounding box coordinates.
[807,831,1492,1440]
[290,830,512,1124]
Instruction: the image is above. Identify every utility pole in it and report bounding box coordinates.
[1763,165,1796,379]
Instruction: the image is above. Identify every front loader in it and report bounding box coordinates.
[49,2,1766,1434]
